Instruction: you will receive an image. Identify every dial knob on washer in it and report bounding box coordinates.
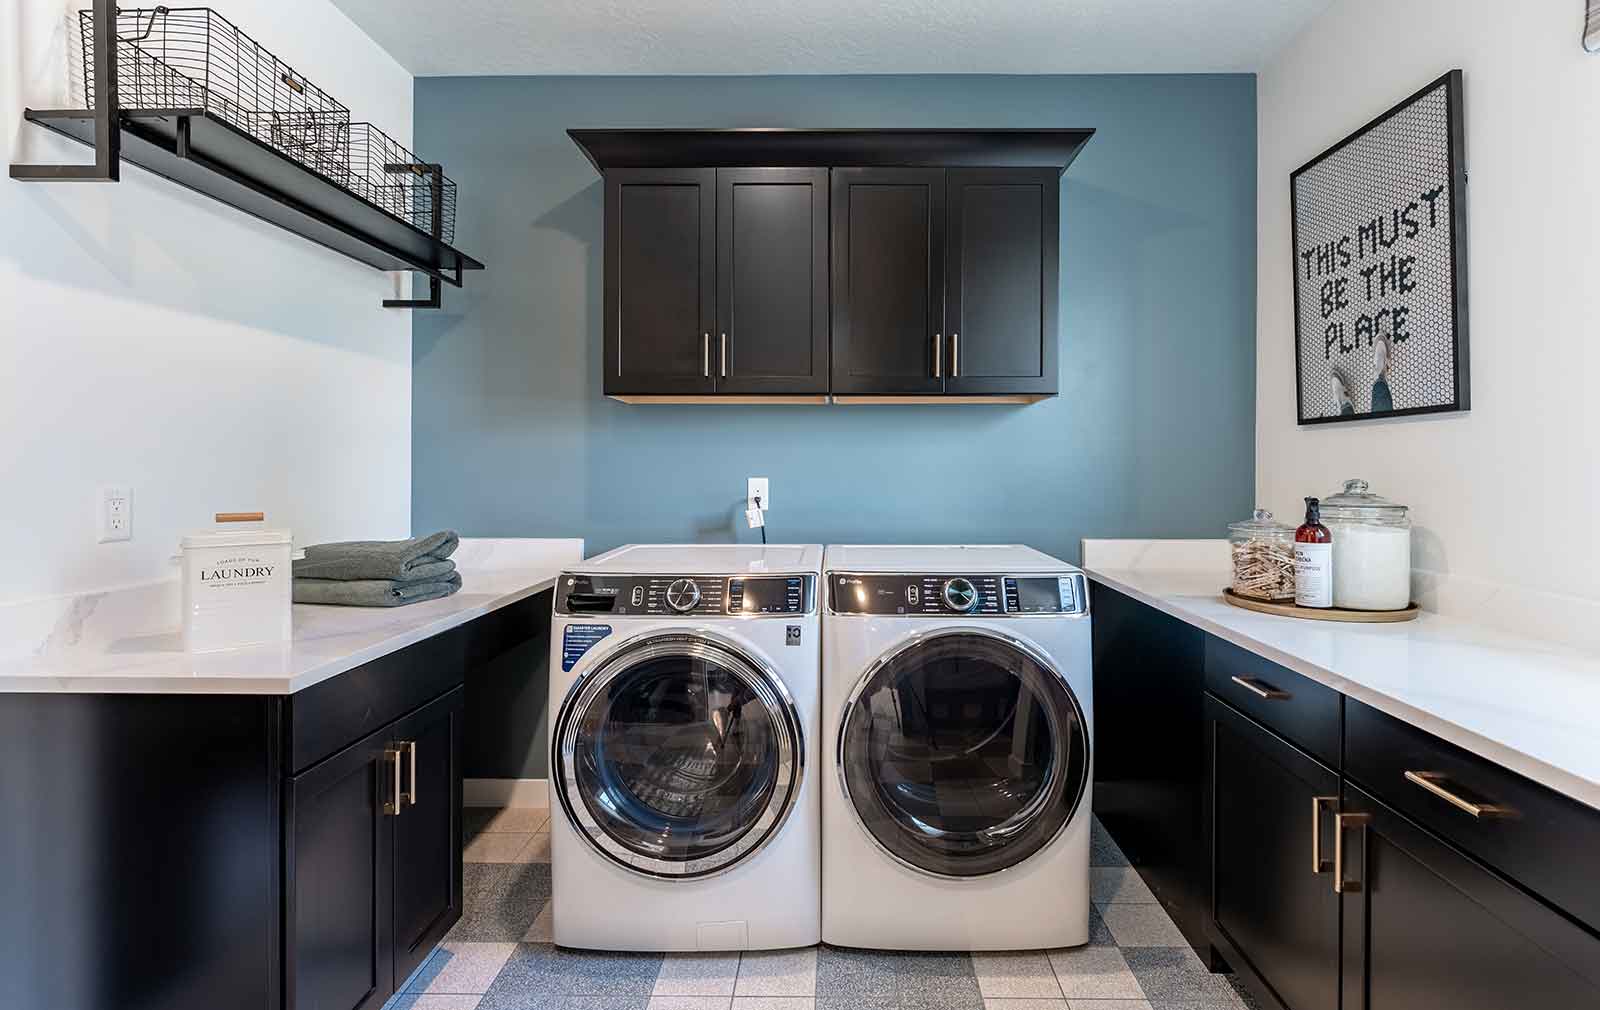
[665,578,702,613]
[943,577,979,612]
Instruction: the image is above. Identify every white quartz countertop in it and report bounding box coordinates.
[1082,540,1600,813]
[0,538,584,695]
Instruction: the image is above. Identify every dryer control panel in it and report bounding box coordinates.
[556,574,815,617]
[829,573,1088,617]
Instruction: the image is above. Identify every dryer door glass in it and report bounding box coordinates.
[555,634,803,878]
[838,630,1088,877]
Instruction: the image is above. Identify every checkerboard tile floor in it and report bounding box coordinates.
[383,808,1258,1010]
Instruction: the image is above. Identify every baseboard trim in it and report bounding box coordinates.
[464,777,549,808]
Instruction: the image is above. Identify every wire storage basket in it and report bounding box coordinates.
[79,6,457,243]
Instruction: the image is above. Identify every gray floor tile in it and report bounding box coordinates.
[815,946,897,1001]
[1089,818,1129,868]
[1226,974,1262,1010]
[1097,905,1188,948]
[1086,906,1116,947]
[1121,948,1243,1007]
[450,863,551,941]
[1090,866,1157,905]
[900,972,985,1010]
[482,942,663,1000]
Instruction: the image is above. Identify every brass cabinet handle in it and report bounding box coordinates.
[933,333,942,378]
[951,332,960,377]
[702,333,710,377]
[383,746,403,816]
[400,740,418,807]
[1311,796,1336,874]
[1405,771,1512,819]
[1334,812,1371,893]
[720,332,728,378]
[1230,674,1290,700]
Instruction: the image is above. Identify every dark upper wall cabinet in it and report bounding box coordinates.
[572,129,1093,404]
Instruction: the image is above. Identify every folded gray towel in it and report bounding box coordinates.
[294,531,460,581]
[293,572,462,608]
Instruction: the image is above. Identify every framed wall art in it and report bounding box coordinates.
[1291,69,1469,425]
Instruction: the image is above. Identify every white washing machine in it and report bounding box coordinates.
[822,544,1093,951]
[548,544,822,951]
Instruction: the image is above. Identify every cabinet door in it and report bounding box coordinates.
[715,167,828,395]
[391,688,465,985]
[604,168,716,396]
[286,727,397,1010]
[1339,785,1600,1010]
[830,167,946,395]
[1207,695,1341,1010]
[943,168,1058,396]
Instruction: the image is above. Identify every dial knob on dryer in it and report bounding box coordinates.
[942,577,979,613]
[664,578,702,613]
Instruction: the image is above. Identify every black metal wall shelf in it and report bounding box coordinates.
[10,2,483,308]
[24,107,485,284]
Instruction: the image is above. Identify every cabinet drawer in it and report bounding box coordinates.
[1204,636,1341,768]
[1345,699,1600,935]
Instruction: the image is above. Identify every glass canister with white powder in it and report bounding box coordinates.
[1320,479,1412,611]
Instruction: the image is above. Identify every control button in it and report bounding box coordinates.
[906,584,920,606]
[630,586,644,607]
[943,578,979,613]
[664,578,702,613]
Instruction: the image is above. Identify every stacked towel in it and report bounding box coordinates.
[293,532,463,607]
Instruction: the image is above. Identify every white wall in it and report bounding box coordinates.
[1257,0,1600,617]
[1,0,414,602]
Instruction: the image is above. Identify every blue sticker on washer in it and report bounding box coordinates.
[562,624,612,671]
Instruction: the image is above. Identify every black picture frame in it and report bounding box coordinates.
[1290,69,1470,425]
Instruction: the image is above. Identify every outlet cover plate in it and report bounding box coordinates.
[747,477,769,512]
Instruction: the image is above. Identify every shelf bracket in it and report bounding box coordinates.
[10,0,120,182]
[382,161,450,309]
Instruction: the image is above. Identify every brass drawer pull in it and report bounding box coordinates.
[1334,812,1371,893]
[1231,674,1290,700]
[1311,796,1336,874]
[400,740,418,807]
[383,746,403,816]
[1405,771,1513,819]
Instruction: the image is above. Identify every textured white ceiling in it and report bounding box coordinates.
[330,0,1331,77]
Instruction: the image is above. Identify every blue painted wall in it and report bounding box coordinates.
[413,75,1256,563]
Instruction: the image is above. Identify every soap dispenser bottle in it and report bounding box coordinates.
[1295,497,1334,608]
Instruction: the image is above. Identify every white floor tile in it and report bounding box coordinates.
[395,996,482,1010]
[1067,1001,1154,1010]
[1047,947,1144,1000]
[475,807,549,833]
[983,999,1069,1009]
[520,902,553,943]
[524,832,551,863]
[647,997,734,1010]
[730,999,814,1010]
[654,952,741,996]
[733,949,818,998]
[406,942,515,995]
[463,832,536,864]
[973,953,1064,999]
[1097,904,1188,947]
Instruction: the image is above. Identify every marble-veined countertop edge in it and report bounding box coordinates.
[0,537,584,695]
[1081,538,1600,814]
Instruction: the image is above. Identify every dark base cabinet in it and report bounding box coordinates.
[0,591,542,1010]
[1090,583,1215,961]
[1094,581,1600,1010]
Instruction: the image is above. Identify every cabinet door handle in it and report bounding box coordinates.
[933,333,942,378]
[1404,771,1512,819]
[400,740,418,807]
[1334,812,1371,893]
[702,333,710,377]
[383,746,403,816]
[951,332,960,377]
[1311,796,1336,874]
[1230,674,1290,700]
[720,332,728,378]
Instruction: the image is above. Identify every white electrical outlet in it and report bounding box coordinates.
[98,485,131,543]
[747,477,770,512]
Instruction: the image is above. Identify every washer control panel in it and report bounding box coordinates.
[829,573,1087,616]
[556,574,815,617]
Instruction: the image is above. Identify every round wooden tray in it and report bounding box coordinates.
[1222,588,1420,623]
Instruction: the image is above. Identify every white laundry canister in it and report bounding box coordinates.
[179,520,294,652]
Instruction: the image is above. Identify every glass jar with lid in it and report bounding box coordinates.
[1228,508,1296,602]
[1321,478,1411,611]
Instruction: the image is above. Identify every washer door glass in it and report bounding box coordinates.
[839,630,1088,877]
[555,634,802,878]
